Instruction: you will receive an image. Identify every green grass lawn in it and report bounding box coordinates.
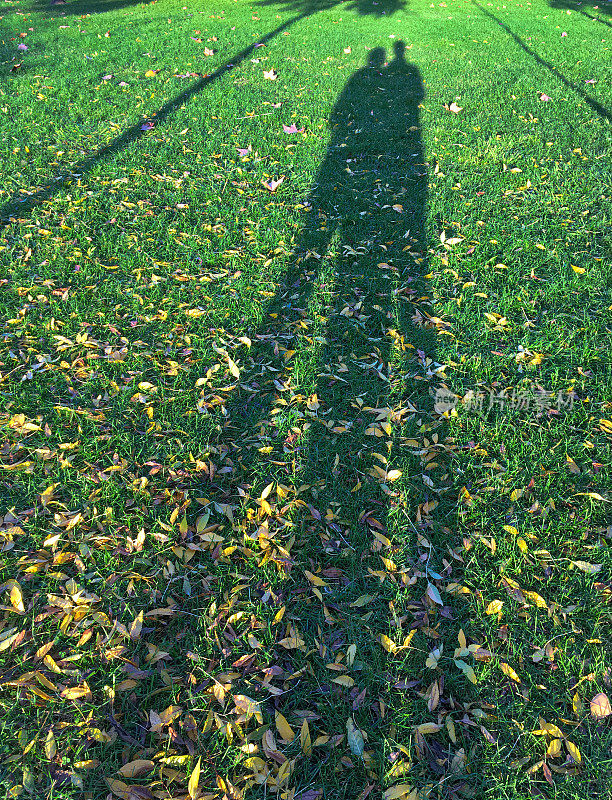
[1,0,611,797]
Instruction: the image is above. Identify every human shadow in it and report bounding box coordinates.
[0,0,405,231]
[471,0,611,122]
[205,42,434,559]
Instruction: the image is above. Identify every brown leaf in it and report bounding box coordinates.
[590,692,612,719]
[117,760,155,778]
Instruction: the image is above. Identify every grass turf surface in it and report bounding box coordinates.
[1,0,611,798]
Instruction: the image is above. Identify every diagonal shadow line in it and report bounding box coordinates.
[471,0,611,123]
[572,7,612,28]
[0,11,309,229]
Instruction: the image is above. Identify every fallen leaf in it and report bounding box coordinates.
[383,786,414,800]
[499,662,521,682]
[275,711,295,742]
[444,101,463,113]
[571,560,602,574]
[486,600,503,615]
[261,176,284,193]
[188,756,201,799]
[590,692,611,719]
[346,717,365,756]
[117,760,154,778]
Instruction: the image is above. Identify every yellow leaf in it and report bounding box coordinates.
[415,723,441,735]
[118,760,155,779]
[332,674,355,687]
[486,600,504,615]
[502,525,519,536]
[379,634,397,653]
[278,635,305,649]
[276,758,292,786]
[9,582,25,613]
[572,693,583,716]
[570,559,602,574]
[300,719,312,757]
[500,663,521,682]
[571,265,586,274]
[129,611,143,640]
[386,469,403,482]
[565,740,582,763]
[45,730,56,760]
[227,356,240,378]
[547,739,562,758]
[566,455,580,474]
[383,783,414,799]
[260,482,274,501]
[523,590,547,609]
[188,756,201,799]
[304,570,328,587]
[144,69,158,77]
[61,683,92,700]
[275,711,295,742]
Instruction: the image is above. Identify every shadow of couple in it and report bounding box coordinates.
[203,42,443,559]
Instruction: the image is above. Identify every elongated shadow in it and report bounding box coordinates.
[1,0,406,231]
[204,42,435,556]
[550,0,612,18]
[554,2,612,27]
[471,0,611,122]
[0,15,304,229]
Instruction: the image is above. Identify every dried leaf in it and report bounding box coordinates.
[188,756,201,799]
[275,712,295,742]
[499,663,521,683]
[590,692,611,719]
[118,760,154,778]
[346,717,365,757]
[300,719,312,757]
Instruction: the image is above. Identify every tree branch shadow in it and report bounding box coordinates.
[550,0,612,20]
[471,0,611,122]
[1,0,407,232]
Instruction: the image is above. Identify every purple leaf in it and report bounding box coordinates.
[283,124,305,134]
[140,121,155,131]
[17,43,28,51]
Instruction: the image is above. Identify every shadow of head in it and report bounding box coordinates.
[256,0,406,17]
